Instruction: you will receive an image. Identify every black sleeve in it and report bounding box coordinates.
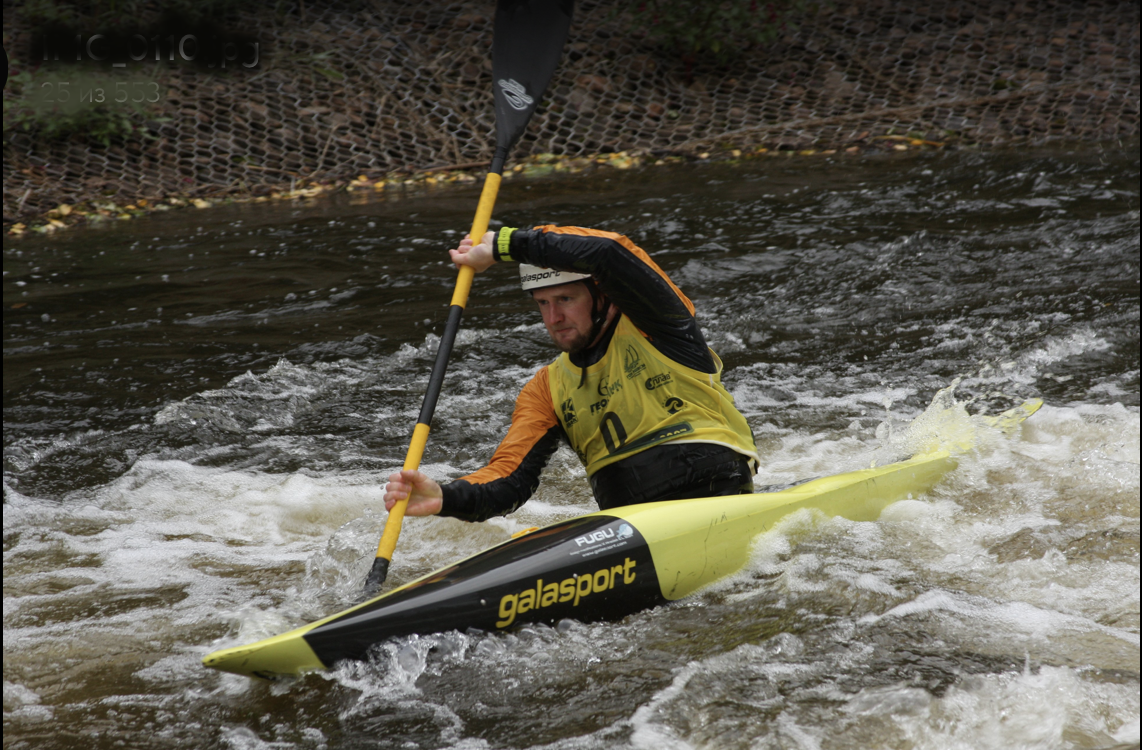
[438,425,564,522]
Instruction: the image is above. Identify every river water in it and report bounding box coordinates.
[4,147,1139,750]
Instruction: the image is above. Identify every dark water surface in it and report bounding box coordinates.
[4,147,1139,749]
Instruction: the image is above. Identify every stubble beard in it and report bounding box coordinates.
[551,328,590,354]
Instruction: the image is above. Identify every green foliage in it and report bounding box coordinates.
[619,0,822,64]
[4,69,159,147]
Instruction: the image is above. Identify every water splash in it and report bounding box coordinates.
[873,381,1042,464]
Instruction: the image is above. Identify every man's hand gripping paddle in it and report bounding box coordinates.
[363,0,575,597]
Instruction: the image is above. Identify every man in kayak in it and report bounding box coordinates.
[384,225,759,520]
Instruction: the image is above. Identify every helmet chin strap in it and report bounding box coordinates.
[585,280,612,346]
[576,280,613,388]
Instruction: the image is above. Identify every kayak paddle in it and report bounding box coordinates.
[363,0,575,597]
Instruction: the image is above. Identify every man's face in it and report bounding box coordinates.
[532,282,596,353]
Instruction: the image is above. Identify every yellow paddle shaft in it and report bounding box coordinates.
[373,171,503,564]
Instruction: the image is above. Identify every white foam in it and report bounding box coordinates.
[98,459,387,544]
[3,681,44,711]
[938,326,1117,392]
[1114,716,1142,744]
[3,457,401,676]
[845,666,1140,749]
[1,680,53,724]
[866,588,1136,641]
[628,662,709,750]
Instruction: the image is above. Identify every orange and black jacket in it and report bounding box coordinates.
[439,225,716,521]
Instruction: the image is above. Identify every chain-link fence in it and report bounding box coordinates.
[3,0,1138,224]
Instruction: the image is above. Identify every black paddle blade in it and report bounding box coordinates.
[491,0,575,172]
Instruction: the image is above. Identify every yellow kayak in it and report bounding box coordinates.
[203,399,1042,680]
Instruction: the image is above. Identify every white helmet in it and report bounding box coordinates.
[519,263,592,292]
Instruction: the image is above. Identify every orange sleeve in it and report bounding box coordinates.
[439,367,565,522]
[460,367,557,484]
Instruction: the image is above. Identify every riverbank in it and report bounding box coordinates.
[6,135,957,237]
[4,0,1138,234]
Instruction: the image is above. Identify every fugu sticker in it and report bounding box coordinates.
[571,522,636,559]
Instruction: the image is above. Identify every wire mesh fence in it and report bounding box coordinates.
[3,0,1138,223]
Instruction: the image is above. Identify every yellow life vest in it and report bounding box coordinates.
[547,315,758,475]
